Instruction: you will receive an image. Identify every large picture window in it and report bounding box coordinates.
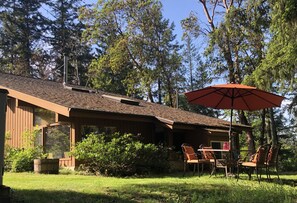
[81,125,117,139]
[210,141,229,159]
[44,125,70,159]
[34,108,55,126]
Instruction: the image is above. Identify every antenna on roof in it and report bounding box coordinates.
[63,55,68,86]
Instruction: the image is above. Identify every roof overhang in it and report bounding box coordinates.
[68,108,155,123]
[2,87,71,117]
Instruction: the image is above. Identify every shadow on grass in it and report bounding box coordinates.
[106,181,297,203]
[9,172,296,203]
[10,180,296,203]
[237,172,297,187]
[11,189,136,203]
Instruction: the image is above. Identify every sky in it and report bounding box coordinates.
[86,0,204,42]
[161,0,203,41]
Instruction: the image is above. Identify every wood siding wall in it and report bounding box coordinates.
[69,117,155,144]
[5,98,34,148]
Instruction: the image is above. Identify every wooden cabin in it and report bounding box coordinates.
[0,73,243,169]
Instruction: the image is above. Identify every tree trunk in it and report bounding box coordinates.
[239,110,256,154]
[269,108,278,145]
[267,118,271,144]
[260,109,266,145]
[148,86,154,103]
[158,78,162,104]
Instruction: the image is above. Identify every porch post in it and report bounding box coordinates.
[0,89,11,203]
[0,89,8,186]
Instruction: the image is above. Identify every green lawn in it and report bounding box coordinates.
[3,172,297,203]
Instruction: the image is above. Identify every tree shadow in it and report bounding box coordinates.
[8,173,296,203]
[10,189,136,203]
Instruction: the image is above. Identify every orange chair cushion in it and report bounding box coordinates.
[242,162,256,167]
[252,153,258,163]
[184,146,197,160]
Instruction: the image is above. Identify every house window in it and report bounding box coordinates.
[81,125,99,139]
[101,126,117,134]
[34,108,55,126]
[44,125,70,159]
[210,141,229,159]
[81,125,117,139]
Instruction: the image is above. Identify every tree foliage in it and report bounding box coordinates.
[48,0,93,84]
[80,0,184,105]
[0,0,49,76]
[0,0,93,83]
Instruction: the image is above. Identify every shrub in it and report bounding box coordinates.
[279,148,297,172]
[11,147,44,172]
[72,132,169,176]
[5,129,46,172]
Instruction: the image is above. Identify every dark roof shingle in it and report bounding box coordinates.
[0,73,231,128]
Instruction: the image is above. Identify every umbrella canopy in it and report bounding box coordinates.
[185,83,284,111]
[185,83,285,151]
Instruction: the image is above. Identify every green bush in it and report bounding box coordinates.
[4,147,21,171]
[72,132,169,176]
[5,129,46,172]
[5,146,45,172]
[11,147,44,172]
[279,148,297,172]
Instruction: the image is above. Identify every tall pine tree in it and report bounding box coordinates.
[48,0,92,84]
[0,0,48,76]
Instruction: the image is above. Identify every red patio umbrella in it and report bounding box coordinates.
[185,83,285,151]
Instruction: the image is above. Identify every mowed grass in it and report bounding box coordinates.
[3,172,297,203]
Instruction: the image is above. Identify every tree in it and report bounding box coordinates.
[254,0,297,145]
[0,0,49,76]
[181,12,206,91]
[48,0,93,84]
[180,12,216,116]
[196,0,273,152]
[80,0,184,105]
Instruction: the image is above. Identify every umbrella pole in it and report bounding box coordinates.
[229,108,233,153]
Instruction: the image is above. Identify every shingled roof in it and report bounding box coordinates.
[0,73,232,129]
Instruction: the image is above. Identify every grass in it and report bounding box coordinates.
[3,172,297,203]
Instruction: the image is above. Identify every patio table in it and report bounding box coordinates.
[197,148,239,177]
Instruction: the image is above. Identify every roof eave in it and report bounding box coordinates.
[3,87,70,117]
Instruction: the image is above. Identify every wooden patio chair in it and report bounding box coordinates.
[181,143,210,176]
[266,144,281,180]
[201,147,228,177]
[239,144,270,182]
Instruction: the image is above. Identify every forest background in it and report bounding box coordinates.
[0,0,296,170]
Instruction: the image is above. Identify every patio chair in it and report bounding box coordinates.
[181,143,210,176]
[266,144,281,180]
[201,147,228,177]
[239,144,270,182]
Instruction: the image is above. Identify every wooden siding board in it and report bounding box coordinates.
[5,99,34,148]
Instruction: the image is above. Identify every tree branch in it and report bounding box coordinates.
[199,0,216,31]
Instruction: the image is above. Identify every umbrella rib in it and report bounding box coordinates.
[234,89,252,111]
[188,88,222,103]
[213,88,233,108]
[247,89,282,107]
[187,86,284,111]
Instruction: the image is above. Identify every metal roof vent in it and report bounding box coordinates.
[102,94,139,106]
[63,85,96,93]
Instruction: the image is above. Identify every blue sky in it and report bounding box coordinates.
[161,0,202,41]
[86,0,203,42]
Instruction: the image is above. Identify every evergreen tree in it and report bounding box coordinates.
[80,0,184,105]
[48,0,93,84]
[0,0,49,76]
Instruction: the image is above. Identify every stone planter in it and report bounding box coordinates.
[34,159,59,174]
